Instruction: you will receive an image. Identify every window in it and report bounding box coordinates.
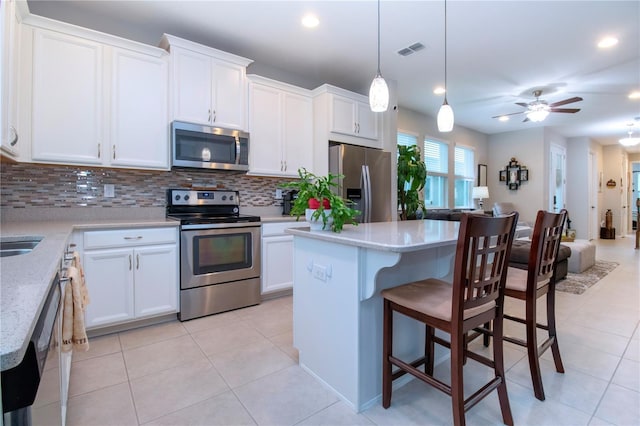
[454,145,475,208]
[397,132,418,193]
[424,139,448,208]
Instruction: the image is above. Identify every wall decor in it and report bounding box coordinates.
[499,157,528,190]
[478,164,487,186]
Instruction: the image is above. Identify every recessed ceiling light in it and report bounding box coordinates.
[597,36,618,48]
[498,116,509,122]
[629,91,640,100]
[433,87,446,95]
[301,14,319,28]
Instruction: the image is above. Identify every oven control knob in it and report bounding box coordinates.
[229,195,234,201]
[184,195,190,201]
[222,195,227,201]
[174,195,181,201]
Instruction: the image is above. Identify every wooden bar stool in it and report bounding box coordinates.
[503,209,567,401]
[381,213,518,426]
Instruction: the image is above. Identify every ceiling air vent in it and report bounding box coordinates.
[397,42,425,56]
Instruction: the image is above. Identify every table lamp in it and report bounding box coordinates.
[472,186,489,210]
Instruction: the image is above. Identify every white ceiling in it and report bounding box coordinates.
[26,0,640,153]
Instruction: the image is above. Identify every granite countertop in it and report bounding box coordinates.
[286,219,460,252]
[0,218,179,370]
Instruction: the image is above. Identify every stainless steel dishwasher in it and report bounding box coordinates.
[2,273,62,426]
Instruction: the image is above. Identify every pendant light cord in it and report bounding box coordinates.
[444,0,447,100]
[377,0,381,73]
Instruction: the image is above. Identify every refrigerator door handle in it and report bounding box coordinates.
[362,165,372,223]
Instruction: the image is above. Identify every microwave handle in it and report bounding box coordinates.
[235,136,241,164]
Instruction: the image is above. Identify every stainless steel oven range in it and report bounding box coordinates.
[166,189,261,321]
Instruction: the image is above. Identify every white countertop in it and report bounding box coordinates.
[286,219,460,252]
[0,218,179,370]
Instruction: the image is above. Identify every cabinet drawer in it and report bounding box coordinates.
[84,227,177,249]
[262,221,303,237]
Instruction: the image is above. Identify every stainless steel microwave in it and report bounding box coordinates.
[171,121,249,171]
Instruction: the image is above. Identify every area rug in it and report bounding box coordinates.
[555,260,619,295]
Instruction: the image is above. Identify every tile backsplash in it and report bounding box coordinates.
[0,162,293,209]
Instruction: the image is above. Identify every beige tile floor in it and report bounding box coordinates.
[60,235,638,425]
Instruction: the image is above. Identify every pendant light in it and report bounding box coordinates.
[369,0,389,112]
[437,0,454,132]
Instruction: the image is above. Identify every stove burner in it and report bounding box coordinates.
[166,189,260,225]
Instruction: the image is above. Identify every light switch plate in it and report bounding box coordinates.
[104,184,115,198]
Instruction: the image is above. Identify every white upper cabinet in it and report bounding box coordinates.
[317,84,379,143]
[110,48,169,169]
[248,75,313,177]
[1,0,21,158]
[161,34,252,131]
[31,29,104,165]
[20,16,170,169]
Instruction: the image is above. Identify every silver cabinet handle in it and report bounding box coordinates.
[208,109,212,122]
[98,143,101,158]
[124,236,143,240]
[113,145,116,160]
[129,254,132,270]
[9,126,18,146]
[284,161,287,171]
[136,254,139,270]
[213,110,216,122]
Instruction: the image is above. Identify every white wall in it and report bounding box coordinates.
[488,128,545,224]
[397,107,489,209]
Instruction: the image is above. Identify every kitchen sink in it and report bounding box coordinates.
[0,237,43,257]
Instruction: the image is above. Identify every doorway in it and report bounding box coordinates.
[549,144,566,214]
[588,151,599,240]
[632,162,640,231]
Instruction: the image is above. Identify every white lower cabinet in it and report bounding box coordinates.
[261,222,299,294]
[81,227,178,329]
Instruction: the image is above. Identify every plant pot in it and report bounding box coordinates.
[308,198,331,209]
[306,208,333,231]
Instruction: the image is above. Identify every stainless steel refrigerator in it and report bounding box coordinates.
[329,143,392,223]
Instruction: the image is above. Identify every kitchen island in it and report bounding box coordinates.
[286,219,460,412]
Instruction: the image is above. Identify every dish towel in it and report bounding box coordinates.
[62,253,90,352]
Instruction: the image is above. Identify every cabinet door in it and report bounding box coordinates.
[0,0,19,157]
[248,82,283,175]
[111,48,169,169]
[172,47,212,124]
[356,101,379,140]
[211,60,247,130]
[83,248,135,328]
[261,235,294,294]
[133,244,178,318]
[282,92,313,176]
[330,95,356,136]
[31,29,103,164]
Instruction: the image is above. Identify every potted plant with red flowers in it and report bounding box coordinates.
[280,168,359,232]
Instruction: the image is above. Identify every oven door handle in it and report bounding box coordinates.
[180,222,262,231]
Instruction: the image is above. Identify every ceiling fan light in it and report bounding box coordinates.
[526,106,550,122]
[437,99,454,132]
[369,73,389,112]
[619,137,640,147]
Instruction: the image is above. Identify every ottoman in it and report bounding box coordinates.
[508,240,571,281]
[561,239,596,273]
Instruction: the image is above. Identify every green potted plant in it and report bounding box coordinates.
[280,168,359,232]
[397,144,427,220]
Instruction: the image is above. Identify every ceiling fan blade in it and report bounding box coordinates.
[492,111,525,118]
[522,117,530,123]
[550,108,581,113]
[549,97,583,107]
[515,102,529,108]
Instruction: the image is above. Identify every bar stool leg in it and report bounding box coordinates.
[547,288,565,374]
[526,299,545,400]
[382,299,393,409]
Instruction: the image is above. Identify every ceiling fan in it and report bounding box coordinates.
[493,90,583,122]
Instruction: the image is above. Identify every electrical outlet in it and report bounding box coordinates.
[275,189,283,199]
[104,184,115,198]
[312,264,327,281]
